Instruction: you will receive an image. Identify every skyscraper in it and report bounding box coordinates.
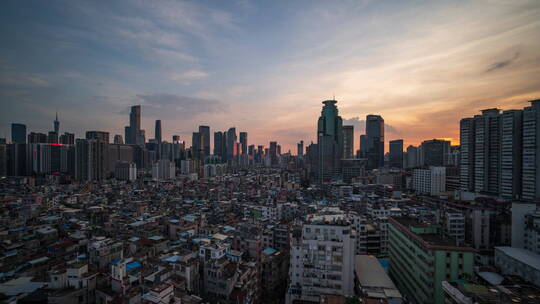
[297,140,304,156]
[389,139,403,168]
[226,127,237,161]
[522,100,540,201]
[239,132,248,155]
[365,115,384,170]
[459,118,475,192]
[113,135,124,144]
[155,120,162,144]
[192,132,203,160]
[213,132,222,155]
[406,145,419,169]
[213,131,224,162]
[130,105,141,131]
[125,105,144,146]
[28,132,48,144]
[60,132,75,145]
[501,109,522,200]
[199,126,210,158]
[359,134,367,158]
[420,139,450,167]
[317,99,343,182]
[269,141,278,166]
[75,138,108,181]
[459,104,536,201]
[48,131,58,143]
[54,111,60,135]
[86,131,110,143]
[342,125,354,159]
[473,109,501,195]
[11,123,26,143]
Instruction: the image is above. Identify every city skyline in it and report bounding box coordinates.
[1,1,540,151]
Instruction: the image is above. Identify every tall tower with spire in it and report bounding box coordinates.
[54,111,60,135]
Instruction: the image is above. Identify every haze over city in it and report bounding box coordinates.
[1,0,540,150]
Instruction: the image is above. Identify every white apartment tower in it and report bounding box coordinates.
[286,215,355,304]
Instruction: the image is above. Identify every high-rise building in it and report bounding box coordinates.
[86,131,110,143]
[113,134,124,144]
[459,102,540,201]
[28,143,68,175]
[286,215,355,303]
[412,166,446,196]
[501,110,523,200]
[420,139,450,167]
[7,143,27,176]
[60,132,75,145]
[388,217,474,304]
[54,111,60,135]
[389,139,403,168]
[359,134,367,158]
[199,126,210,158]
[155,120,162,144]
[459,118,475,192]
[48,131,58,143]
[458,109,502,197]
[297,140,304,156]
[75,139,108,181]
[125,105,144,146]
[342,125,354,159]
[114,161,136,181]
[365,115,384,169]
[226,127,237,161]
[522,100,540,202]
[269,141,278,167]
[317,99,343,182]
[28,132,48,144]
[406,145,419,168]
[192,132,203,160]
[239,132,248,155]
[213,131,224,161]
[11,123,26,143]
[474,109,501,195]
[152,159,175,180]
[130,105,141,132]
[0,144,6,177]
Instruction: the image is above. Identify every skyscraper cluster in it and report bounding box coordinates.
[1,104,295,181]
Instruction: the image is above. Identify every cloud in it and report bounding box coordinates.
[0,74,50,88]
[485,51,521,73]
[171,70,209,84]
[342,116,366,132]
[135,93,226,117]
[385,124,400,135]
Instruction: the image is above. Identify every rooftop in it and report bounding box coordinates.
[495,247,540,271]
[390,217,474,251]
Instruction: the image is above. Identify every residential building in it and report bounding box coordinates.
[287,215,355,303]
[388,217,474,304]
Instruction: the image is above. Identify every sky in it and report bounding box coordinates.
[1,0,540,152]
